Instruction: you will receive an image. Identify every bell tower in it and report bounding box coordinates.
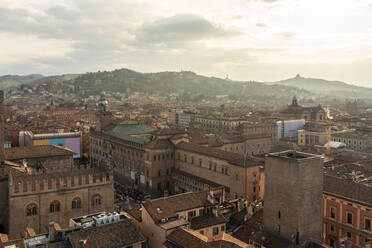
[291,96,298,106]
[95,92,112,132]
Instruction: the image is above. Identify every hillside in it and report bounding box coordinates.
[20,69,311,101]
[0,74,44,89]
[271,74,372,98]
[11,69,372,100]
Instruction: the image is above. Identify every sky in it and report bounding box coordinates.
[1,0,372,86]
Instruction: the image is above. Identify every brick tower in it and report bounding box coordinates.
[264,150,323,246]
[0,91,4,163]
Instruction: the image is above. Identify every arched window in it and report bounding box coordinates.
[72,197,81,209]
[50,201,60,213]
[92,194,102,207]
[26,203,38,216]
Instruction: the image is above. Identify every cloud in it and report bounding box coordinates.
[256,23,269,28]
[275,32,297,38]
[135,14,241,45]
[247,0,280,3]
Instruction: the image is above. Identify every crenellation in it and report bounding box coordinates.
[9,168,113,196]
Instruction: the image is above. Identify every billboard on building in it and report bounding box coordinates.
[31,133,82,158]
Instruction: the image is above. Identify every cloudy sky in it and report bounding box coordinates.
[1,0,372,86]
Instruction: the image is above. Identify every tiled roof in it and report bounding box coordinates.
[103,124,156,144]
[172,169,224,188]
[164,228,211,248]
[190,214,227,230]
[0,239,26,248]
[323,175,372,206]
[151,128,187,136]
[176,142,262,167]
[143,191,212,222]
[208,240,243,248]
[67,219,146,248]
[144,138,175,150]
[4,145,75,160]
[36,241,72,248]
[233,209,295,248]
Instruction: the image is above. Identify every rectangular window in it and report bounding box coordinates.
[365,218,371,230]
[347,212,353,224]
[346,232,352,239]
[330,207,336,219]
[188,211,196,219]
[330,225,334,232]
[213,227,219,236]
[221,225,225,231]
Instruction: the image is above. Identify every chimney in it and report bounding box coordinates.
[0,91,4,164]
[48,221,61,242]
[79,239,87,248]
[48,222,56,241]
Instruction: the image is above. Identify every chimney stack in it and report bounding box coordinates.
[79,239,87,248]
[163,189,168,198]
[48,221,61,242]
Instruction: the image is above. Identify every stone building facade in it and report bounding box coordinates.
[89,124,155,192]
[238,122,277,142]
[90,122,263,202]
[194,115,246,132]
[174,142,263,202]
[0,90,114,239]
[6,167,114,239]
[279,96,327,122]
[332,131,372,152]
[323,175,372,248]
[264,151,324,246]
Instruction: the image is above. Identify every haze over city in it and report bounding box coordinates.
[1,0,372,86]
[1,1,372,248]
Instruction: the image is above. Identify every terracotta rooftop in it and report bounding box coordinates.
[323,175,372,206]
[208,240,246,248]
[176,142,262,167]
[173,169,224,189]
[35,240,72,248]
[67,219,146,248]
[164,228,211,248]
[233,209,295,248]
[143,191,213,222]
[151,128,188,136]
[144,138,175,150]
[190,213,227,230]
[5,145,75,160]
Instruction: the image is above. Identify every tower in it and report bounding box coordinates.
[98,92,108,112]
[264,150,323,246]
[0,91,5,164]
[95,92,112,132]
[292,96,298,106]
